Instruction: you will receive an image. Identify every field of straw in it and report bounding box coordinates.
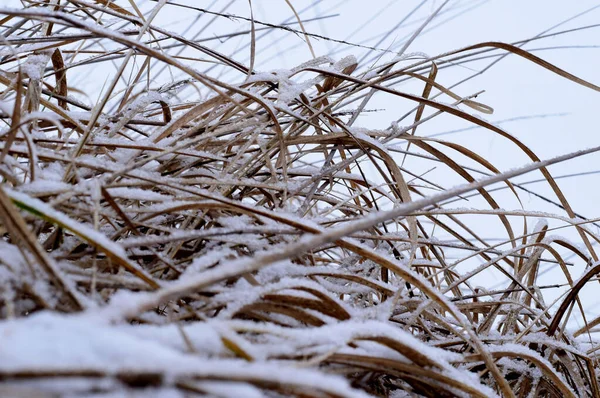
[1,1,600,397]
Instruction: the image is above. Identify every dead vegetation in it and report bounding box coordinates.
[1,1,600,397]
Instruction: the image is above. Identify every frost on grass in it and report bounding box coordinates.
[0,2,600,398]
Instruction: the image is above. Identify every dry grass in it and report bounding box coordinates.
[1,1,600,397]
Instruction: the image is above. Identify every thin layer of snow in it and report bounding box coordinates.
[20,53,50,80]
[0,312,371,398]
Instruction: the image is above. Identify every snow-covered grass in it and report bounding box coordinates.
[1,1,600,397]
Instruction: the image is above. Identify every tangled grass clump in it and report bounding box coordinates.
[1,1,600,397]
